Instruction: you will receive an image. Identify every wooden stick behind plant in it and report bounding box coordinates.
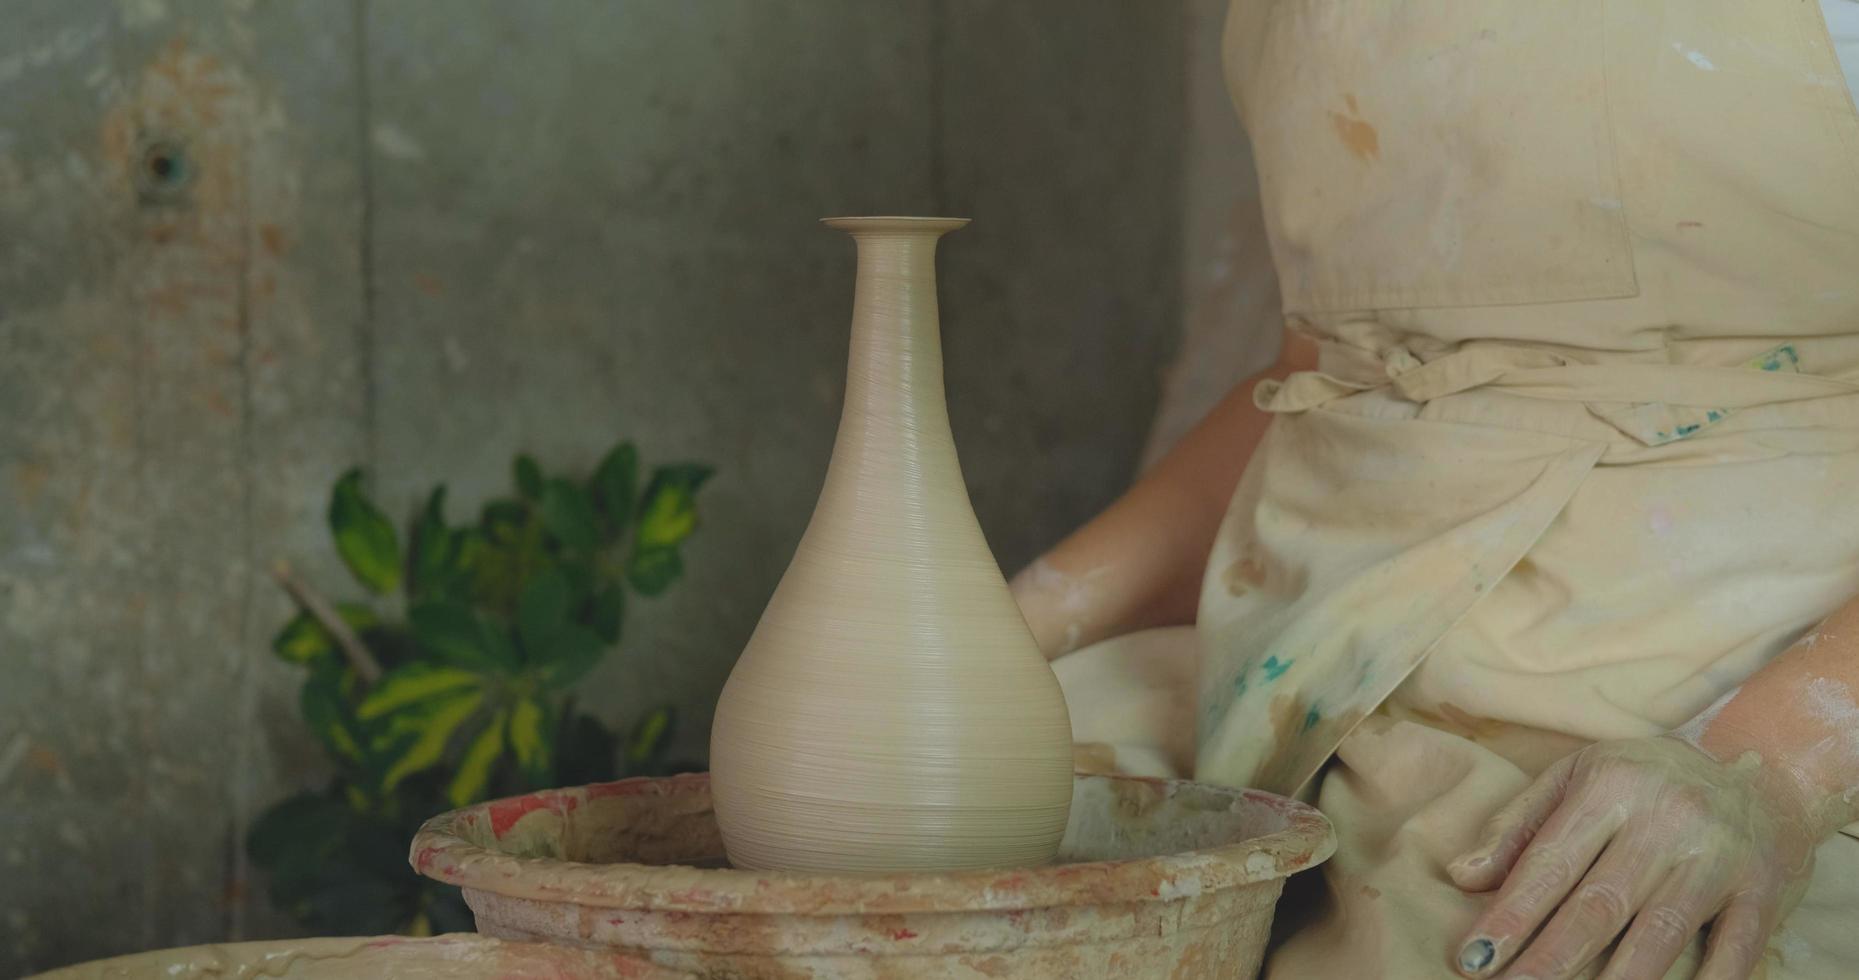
[271,559,383,685]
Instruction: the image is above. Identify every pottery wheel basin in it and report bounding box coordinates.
[412,772,1334,979]
[29,934,671,978]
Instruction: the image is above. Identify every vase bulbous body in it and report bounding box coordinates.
[709,217,1074,874]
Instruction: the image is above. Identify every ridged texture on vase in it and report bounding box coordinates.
[709,217,1074,873]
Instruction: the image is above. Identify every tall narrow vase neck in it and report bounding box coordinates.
[847,232,945,432]
[826,218,969,437]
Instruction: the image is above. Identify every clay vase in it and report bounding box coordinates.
[710,217,1074,874]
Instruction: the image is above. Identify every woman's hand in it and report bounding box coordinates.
[1448,736,1821,980]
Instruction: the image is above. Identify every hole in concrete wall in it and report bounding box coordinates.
[135,137,193,205]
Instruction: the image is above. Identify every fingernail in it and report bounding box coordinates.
[1458,937,1495,974]
[1448,854,1490,884]
[1450,854,1489,874]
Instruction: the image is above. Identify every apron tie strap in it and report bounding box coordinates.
[1255,337,1859,445]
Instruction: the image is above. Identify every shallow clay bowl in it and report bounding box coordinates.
[411,771,1335,979]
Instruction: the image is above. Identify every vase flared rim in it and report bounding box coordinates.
[821,216,970,234]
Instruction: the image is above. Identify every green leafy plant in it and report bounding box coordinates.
[248,444,712,936]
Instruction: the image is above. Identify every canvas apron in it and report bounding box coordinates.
[1056,1,1859,976]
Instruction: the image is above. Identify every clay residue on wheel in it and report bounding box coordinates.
[29,935,672,979]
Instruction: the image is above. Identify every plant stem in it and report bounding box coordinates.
[270,559,384,685]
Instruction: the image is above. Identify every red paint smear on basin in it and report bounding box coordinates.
[489,791,577,838]
[609,955,662,978]
[891,929,919,941]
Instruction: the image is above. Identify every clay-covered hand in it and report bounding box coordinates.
[1446,736,1820,980]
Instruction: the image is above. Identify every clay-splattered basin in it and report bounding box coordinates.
[412,772,1334,979]
[29,934,684,978]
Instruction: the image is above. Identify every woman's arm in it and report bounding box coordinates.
[1680,597,1859,835]
[1010,328,1318,658]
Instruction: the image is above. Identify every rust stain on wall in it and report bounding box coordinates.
[25,745,66,781]
[100,37,257,282]
[12,460,50,507]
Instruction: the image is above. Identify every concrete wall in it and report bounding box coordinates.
[0,0,1185,970]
